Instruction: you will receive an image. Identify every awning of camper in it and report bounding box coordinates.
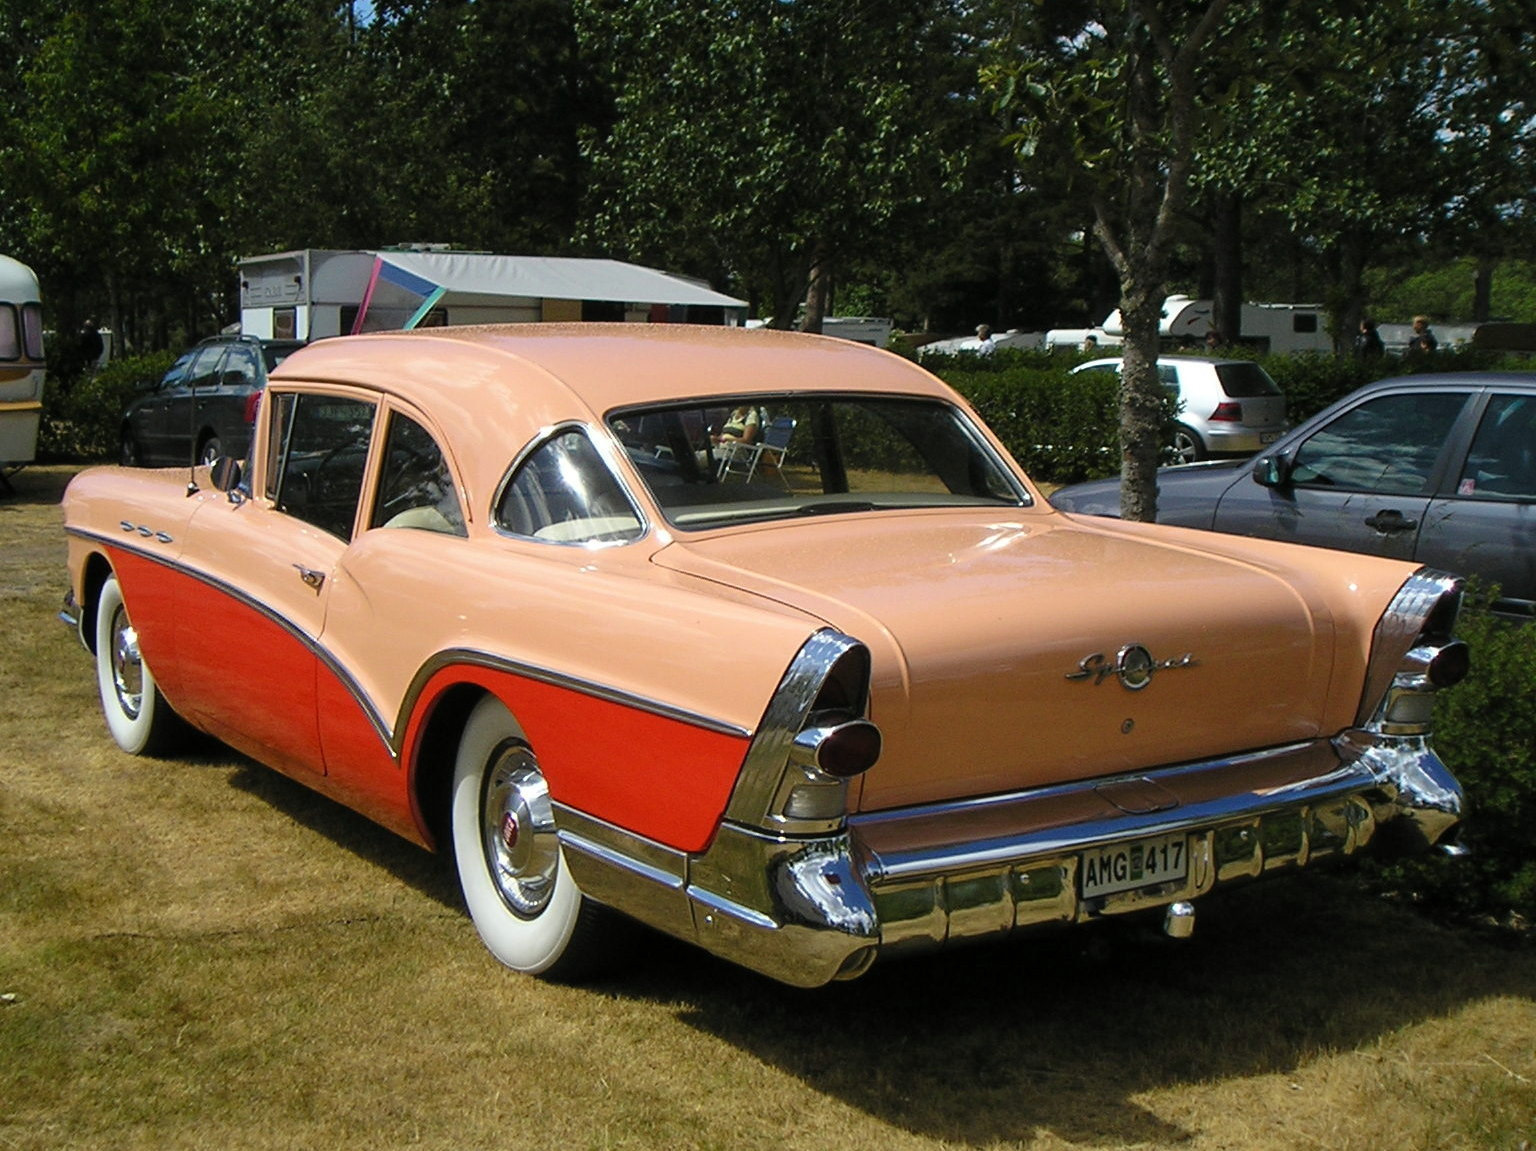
[370,251,747,309]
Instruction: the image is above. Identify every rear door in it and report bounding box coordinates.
[1419,390,1536,613]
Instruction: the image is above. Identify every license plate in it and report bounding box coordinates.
[1081,834,1188,898]
[1260,431,1281,444]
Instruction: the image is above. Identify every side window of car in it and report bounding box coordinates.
[1290,392,1467,495]
[495,428,643,544]
[1458,394,1536,500]
[160,350,195,388]
[369,412,467,535]
[184,346,226,390]
[221,345,260,388]
[269,392,377,541]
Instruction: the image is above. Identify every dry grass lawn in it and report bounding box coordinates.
[1,464,1533,1150]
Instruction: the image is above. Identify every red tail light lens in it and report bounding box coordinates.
[243,390,262,426]
[792,719,883,778]
[1209,402,1242,422]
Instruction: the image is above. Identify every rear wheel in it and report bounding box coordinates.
[450,696,611,978]
[94,575,184,755]
[197,434,223,466]
[1171,424,1206,464]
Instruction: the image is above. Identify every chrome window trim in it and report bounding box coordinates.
[490,420,651,548]
[602,390,1035,531]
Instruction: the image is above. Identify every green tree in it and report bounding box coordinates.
[574,0,967,330]
[990,0,1233,521]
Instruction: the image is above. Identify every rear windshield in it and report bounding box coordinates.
[608,395,1028,530]
[262,342,306,372]
[1215,362,1282,398]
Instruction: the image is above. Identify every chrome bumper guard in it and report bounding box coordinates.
[558,732,1461,988]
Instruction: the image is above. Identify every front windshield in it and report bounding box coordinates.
[608,395,1029,530]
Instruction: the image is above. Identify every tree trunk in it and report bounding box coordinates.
[1473,254,1496,323]
[1210,192,1242,345]
[1117,282,1166,524]
[800,241,829,335]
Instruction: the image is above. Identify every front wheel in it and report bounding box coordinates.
[94,575,184,755]
[450,696,611,979]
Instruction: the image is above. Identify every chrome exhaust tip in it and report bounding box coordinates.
[1163,901,1196,940]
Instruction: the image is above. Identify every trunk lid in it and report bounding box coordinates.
[654,510,1342,812]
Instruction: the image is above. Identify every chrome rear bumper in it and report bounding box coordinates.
[558,731,1462,988]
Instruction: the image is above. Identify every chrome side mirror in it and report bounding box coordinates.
[208,456,247,504]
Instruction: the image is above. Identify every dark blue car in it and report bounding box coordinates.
[1050,372,1536,616]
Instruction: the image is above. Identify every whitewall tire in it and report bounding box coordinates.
[94,574,183,756]
[450,696,609,978]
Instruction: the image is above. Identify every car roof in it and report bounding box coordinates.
[270,324,964,504]
[273,323,952,415]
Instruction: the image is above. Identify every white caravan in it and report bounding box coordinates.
[0,255,45,477]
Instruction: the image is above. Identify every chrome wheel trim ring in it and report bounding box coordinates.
[480,743,560,919]
[109,604,145,719]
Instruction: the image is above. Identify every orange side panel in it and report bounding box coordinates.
[407,665,751,855]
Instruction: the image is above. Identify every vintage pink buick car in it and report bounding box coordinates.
[62,324,1469,986]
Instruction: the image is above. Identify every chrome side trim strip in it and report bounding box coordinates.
[73,529,749,763]
[402,650,749,742]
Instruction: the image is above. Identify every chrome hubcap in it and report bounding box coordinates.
[109,605,144,719]
[480,744,559,918]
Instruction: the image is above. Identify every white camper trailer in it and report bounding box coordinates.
[1095,295,1331,353]
[238,249,749,341]
[0,255,45,481]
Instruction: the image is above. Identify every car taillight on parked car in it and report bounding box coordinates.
[1209,401,1243,422]
[243,391,262,426]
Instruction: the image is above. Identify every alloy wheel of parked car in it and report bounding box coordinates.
[119,431,141,467]
[198,435,223,466]
[93,575,184,756]
[450,696,609,979]
[1171,424,1206,464]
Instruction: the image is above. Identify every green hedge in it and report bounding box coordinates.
[38,352,175,461]
[1364,599,1536,931]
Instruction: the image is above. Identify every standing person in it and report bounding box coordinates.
[974,324,996,355]
[1355,318,1385,360]
[1407,314,1439,356]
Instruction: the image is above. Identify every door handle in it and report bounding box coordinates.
[293,564,326,592]
[1363,509,1417,533]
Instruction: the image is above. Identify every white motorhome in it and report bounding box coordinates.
[0,255,45,478]
[1048,295,1332,354]
[238,249,749,341]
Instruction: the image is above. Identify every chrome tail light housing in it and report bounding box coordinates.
[725,630,881,835]
[1355,570,1469,736]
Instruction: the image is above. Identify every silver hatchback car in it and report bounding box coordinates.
[1073,356,1288,463]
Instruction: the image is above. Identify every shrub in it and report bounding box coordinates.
[943,362,1124,484]
[39,352,174,462]
[1362,598,1536,931]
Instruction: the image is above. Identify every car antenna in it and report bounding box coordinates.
[185,359,200,497]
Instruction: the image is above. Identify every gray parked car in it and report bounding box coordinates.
[1050,372,1536,616]
[1073,356,1288,463]
[120,335,305,467]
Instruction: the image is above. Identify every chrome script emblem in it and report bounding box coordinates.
[1066,645,1198,690]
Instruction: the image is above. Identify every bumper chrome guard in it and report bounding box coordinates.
[557,731,1462,988]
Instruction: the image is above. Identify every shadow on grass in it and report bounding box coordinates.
[0,462,78,510]
[607,876,1536,1147]
[201,740,463,913]
[191,735,1533,1147]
